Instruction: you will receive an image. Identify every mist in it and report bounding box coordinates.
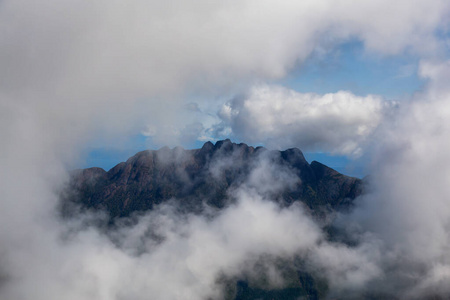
[1,0,450,299]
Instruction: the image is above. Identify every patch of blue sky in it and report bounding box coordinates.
[81,133,148,171]
[280,39,425,99]
[303,152,367,179]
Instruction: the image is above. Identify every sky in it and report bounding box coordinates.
[82,39,425,177]
[2,1,450,299]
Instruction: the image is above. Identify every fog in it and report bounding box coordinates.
[1,0,450,299]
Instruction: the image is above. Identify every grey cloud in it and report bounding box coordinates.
[332,60,450,298]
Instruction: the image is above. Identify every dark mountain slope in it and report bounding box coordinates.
[64,139,362,218]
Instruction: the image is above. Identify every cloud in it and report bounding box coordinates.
[419,59,450,96]
[0,150,330,300]
[333,59,450,298]
[215,84,390,156]
[0,0,448,146]
[0,0,450,299]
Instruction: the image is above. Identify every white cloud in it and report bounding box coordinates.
[216,84,390,156]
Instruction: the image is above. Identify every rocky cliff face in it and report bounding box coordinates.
[63,139,362,219]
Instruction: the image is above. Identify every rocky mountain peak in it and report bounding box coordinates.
[63,140,362,218]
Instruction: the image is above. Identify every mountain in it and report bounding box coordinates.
[63,139,362,219]
[60,140,364,299]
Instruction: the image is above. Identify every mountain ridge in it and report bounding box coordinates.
[64,139,362,219]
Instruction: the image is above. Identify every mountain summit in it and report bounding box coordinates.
[64,140,362,219]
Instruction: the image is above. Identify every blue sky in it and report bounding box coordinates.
[281,40,424,98]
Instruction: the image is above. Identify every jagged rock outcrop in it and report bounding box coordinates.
[63,139,362,218]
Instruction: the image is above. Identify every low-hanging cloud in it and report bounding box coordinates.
[0,152,330,300]
[216,84,391,156]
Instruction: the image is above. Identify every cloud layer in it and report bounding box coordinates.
[0,0,450,299]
